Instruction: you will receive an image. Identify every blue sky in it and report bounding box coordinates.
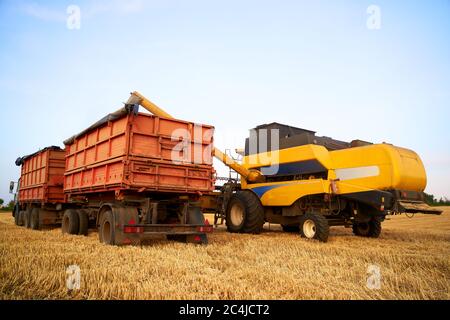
[0,0,449,202]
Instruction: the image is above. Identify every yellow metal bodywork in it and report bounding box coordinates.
[329,144,427,193]
[246,179,331,207]
[242,143,427,206]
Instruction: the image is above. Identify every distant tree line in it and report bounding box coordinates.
[424,193,450,206]
[0,199,15,211]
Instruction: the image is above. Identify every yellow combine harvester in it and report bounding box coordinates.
[128,91,442,242]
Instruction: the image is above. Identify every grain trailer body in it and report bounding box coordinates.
[14,146,66,229]
[63,106,214,196]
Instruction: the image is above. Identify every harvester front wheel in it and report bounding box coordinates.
[226,191,264,234]
[352,218,382,238]
[299,212,329,242]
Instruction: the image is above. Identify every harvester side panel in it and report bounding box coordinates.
[330,144,427,193]
[248,179,330,206]
[240,143,428,207]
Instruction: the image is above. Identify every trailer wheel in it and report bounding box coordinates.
[77,210,89,236]
[352,218,382,238]
[226,191,264,234]
[30,208,40,230]
[24,209,32,228]
[17,211,25,226]
[99,211,115,245]
[62,209,79,235]
[282,224,300,233]
[299,212,329,242]
[14,205,20,226]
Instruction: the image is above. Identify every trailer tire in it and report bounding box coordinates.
[78,210,89,236]
[62,209,79,235]
[226,191,264,234]
[282,224,300,233]
[299,212,329,242]
[14,204,20,226]
[17,211,25,226]
[99,210,115,245]
[352,218,382,238]
[24,209,32,228]
[30,208,40,230]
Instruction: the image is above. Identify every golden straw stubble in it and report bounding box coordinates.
[0,209,449,300]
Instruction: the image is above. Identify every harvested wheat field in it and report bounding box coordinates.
[0,208,449,300]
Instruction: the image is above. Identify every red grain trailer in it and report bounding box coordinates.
[14,146,66,229]
[61,105,214,245]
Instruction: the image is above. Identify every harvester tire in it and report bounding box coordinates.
[226,191,264,234]
[78,210,89,236]
[352,218,382,238]
[282,224,300,232]
[99,211,115,245]
[299,212,329,242]
[62,209,79,235]
[30,208,40,230]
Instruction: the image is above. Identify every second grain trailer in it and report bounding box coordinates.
[14,146,66,229]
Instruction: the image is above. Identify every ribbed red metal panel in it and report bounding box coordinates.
[18,148,65,204]
[64,112,215,195]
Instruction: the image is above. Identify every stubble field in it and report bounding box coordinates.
[0,208,449,300]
